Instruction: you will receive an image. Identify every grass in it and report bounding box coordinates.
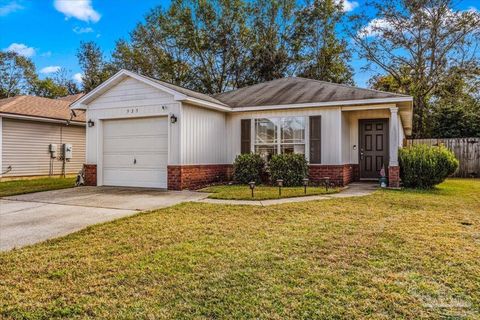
[200,184,338,200]
[1,179,479,319]
[0,177,76,197]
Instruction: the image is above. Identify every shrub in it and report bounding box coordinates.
[268,153,308,186]
[233,153,265,184]
[399,144,459,189]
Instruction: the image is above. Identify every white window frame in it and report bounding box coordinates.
[250,116,309,161]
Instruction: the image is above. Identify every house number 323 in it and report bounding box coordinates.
[126,108,139,113]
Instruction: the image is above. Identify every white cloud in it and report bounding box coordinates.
[335,0,359,12]
[40,66,61,74]
[73,73,83,83]
[358,18,391,37]
[0,1,24,16]
[41,51,52,57]
[3,43,35,57]
[73,26,94,34]
[54,0,100,23]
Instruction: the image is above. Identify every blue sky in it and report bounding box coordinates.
[0,0,477,88]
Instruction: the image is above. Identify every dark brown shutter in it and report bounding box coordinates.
[309,116,321,164]
[240,119,251,154]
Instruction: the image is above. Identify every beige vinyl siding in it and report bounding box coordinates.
[2,118,85,177]
[181,103,228,164]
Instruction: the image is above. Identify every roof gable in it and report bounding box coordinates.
[71,69,229,111]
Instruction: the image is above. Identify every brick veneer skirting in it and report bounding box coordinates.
[168,164,233,190]
[388,165,400,188]
[83,164,97,186]
[309,164,359,186]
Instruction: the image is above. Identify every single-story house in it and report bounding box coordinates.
[71,69,413,189]
[0,94,86,178]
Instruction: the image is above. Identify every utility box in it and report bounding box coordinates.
[63,143,73,160]
[49,144,57,158]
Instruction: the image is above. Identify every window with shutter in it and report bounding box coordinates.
[240,119,251,154]
[309,116,321,164]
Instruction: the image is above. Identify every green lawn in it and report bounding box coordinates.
[1,179,479,319]
[0,177,76,197]
[200,184,338,200]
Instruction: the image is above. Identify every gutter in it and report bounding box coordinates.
[0,112,86,126]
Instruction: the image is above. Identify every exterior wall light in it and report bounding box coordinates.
[170,114,178,124]
[87,119,95,127]
[249,181,256,198]
[276,179,283,196]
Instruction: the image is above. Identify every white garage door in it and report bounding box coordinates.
[102,117,168,188]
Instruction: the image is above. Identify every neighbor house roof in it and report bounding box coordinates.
[213,77,410,108]
[57,93,85,102]
[0,95,85,123]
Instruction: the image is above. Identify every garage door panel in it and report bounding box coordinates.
[103,168,167,188]
[103,118,167,137]
[103,153,168,168]
[102,117,168,188]
[103,136,168,153]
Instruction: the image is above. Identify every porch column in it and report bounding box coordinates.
[388,107,400,187]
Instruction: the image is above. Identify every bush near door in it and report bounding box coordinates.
[233,153,266,184]
[399,144,459,189]
[269,153,308,186]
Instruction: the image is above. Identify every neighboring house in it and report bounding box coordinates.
[71,69,413,189]
[0,94,86,178]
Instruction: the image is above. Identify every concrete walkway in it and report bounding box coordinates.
[195,182,378,206]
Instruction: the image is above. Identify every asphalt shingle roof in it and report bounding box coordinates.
[213,77,409,108]
[0,95,85,122]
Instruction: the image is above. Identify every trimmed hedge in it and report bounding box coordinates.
[268,153,308,186]
[233,153,265,184]
[399,144,458,189]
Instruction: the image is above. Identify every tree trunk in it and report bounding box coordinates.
[413,96,428,138]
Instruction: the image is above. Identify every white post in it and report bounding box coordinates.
[389,107,399,166]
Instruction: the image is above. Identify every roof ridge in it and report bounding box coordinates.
[293,76,409,97]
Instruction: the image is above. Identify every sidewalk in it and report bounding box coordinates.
[195,182,378,206]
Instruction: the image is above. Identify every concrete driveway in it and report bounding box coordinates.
[0,187,208,251]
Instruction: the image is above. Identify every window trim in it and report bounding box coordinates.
[248,116,309,161]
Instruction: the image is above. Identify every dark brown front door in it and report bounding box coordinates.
[359,119,389,179]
